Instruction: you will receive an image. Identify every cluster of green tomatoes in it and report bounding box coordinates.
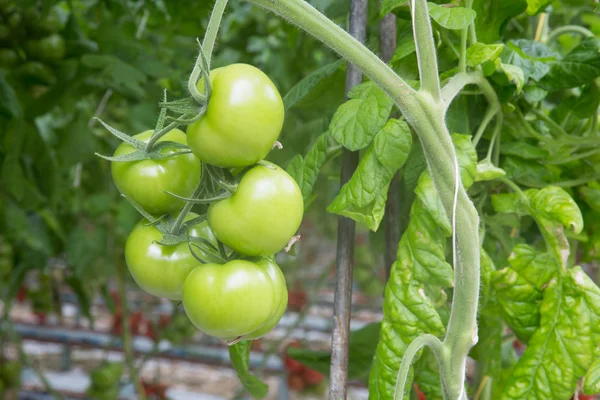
[109,64,303,342]
[0,1,65,93]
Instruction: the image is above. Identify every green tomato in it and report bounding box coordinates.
[111,129,201,215]
[186,63,284,167]
[208,162,303,256]
[0,361,20,388]
[125,215,215,300]
[243,258,287,340]
[90,362,123,390]
[182,259,283,340]
[36,34,66,63]
[19,61,56,85]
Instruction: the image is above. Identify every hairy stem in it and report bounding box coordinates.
[203,0,229,69]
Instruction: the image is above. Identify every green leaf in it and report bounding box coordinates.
[390,36,416,66]
[329,82,394,151]
[0,73,22,118]
[502,39,559,82]
[526,0,554,15]
[497,63,525,93]
[508,244,557,290]
[285,132,329,205]
[381,0,408,16]
[501,267,600,399]
[81,54,148,98]
[287,323,381,383]
[229,341,268,399]
[579,183,600,212]
[473,0,527,43]
[493,267,542,342]
[327,119,412,231]
[540,38,600,91]
[476,161,506,182]
[466,43,505,67]
[528,186,583,235]
[283,60,344,110]
[584,357,600,395]
[572,83,600,118]
[414,348,443,400]
[427,3,476,30]
[501,142,549,160]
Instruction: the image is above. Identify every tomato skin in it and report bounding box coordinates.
[90,362,123,390]
[208,162,303,256]
[36,34,66,62]
[243,258,288,339]
[111,129,201,215]
[186,64,284,168]
[182,259,282,340]
[125,215,214,300]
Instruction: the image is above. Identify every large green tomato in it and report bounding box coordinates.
[182,259,284,340]
[243,258,288,339]
[125,215,215,300]
[111,129,201,215]
[90,362,123,390]
[186,63,284,168]
[208,162,303,256]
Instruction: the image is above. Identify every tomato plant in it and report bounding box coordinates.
[186,63,285,168]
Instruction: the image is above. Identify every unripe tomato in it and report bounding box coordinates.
[36,34,66,63]
[243,258,288,340]
[0,48,17,68]
[182,259,284,340]
[208,162,303,256]
[18,61,55,85]
[87,386,120,400]
[90,362,123,390]
[111,129,201,215]
[186,64,284,167]
[125,215,215,300]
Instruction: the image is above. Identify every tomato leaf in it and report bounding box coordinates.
[501,267,600,399]
[427,3,476,30]
[473,0,527,43]
[283,60,344,110]
[466,43,505,68]
[501,39,559,82]
[380,0,408,16]
[229,341,268,399]
[327,119,412,231]
[540,38,600,91]
[286,132,329,205]
[584,357,600,395]
[476,161,506,182]
[330,81,394,151]
[0,74,22,118]
[526,0,554,15]
[414,348,443,400]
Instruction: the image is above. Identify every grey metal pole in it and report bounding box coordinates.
[381,4,400,277]
[328,0,367,398]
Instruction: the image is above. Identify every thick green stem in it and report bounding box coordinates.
[411,0,441,99]
[244,0,481,398]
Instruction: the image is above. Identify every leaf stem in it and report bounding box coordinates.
[531,108,568,138]
[170,167,205,235]
[202,0,229,70]
[412,0,442,100]
[393,334,447,400]
[545,25,594,44]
